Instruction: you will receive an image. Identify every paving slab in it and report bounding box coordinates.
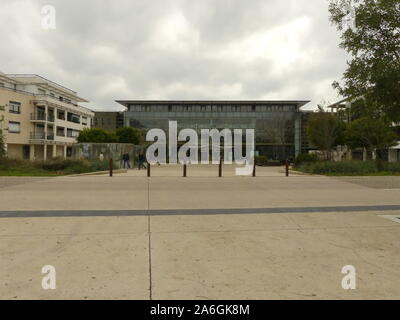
[0,217,149,300]
[0,176,149,211]
[150,223,400,300]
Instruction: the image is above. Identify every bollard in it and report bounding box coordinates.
[218,160,222,177]
[109,158,113,177]
[253,162,256,177]
[147,162,151,177]
[183,163,187,177]
[285,159,289,177]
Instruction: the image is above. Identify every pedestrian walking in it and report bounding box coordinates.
[122,153,131,169]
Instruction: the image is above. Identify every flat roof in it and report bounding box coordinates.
[116,100,311,108]
[6,74,88,103]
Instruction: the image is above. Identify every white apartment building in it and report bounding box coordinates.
[0,73,94,160]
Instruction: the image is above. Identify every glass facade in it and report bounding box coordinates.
[118,101,308,161]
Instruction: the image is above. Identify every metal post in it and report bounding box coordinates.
[285,159,289,177]
[109,158,113,177]
[183,163,187,177]
[219,160,222,177]
[147,162,151,177]
[253,162,256,177]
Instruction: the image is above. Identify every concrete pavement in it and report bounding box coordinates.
[1,165,400,299]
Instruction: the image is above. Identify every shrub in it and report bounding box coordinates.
[294,153,319,166]
[299,160,378,175]
[0,158,110,175]
[384,162,400,173]
[116,127,143,145]
[77,128,117,143]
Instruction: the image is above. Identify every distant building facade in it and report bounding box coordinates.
[93,111,124,132]
[0,73,94,160]
[116,100,310,160]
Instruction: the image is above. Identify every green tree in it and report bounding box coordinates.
[0,129,6,158]
[329,0,400,121]
[77,128,117,143]
[307,112,346,160]
[116,127,143,145]
[345,117,397,159]
[0,115,6,158]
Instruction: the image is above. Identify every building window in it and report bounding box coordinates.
[56,126,65,137]
[67,128,80,138]
[0,82,4,87]
[58,110,66,120]
[38,88,46,95]
[8,121,21,133]
[67,112,80,124]
[9,101,21,114]
[82,117,88,126]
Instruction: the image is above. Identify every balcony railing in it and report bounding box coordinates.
[30,132,45,140]
[30,113,55,122]
[31,113,46,121]
[30,133,54,140]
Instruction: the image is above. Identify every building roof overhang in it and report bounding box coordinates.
[116,100,311,108]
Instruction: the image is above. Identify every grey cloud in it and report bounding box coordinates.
[0,0,347,110]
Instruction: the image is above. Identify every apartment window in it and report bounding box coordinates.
[9,101,21,114]
[56,126,65,137]
[67,112,80,124]
[67,128,80,138]
[82,117,88,126]
[57,110,66,120]
[8,121,21,133]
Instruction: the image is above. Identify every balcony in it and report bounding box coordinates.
[30,132,45,140]
[31,113,46,121]
[30,113,55,122]
[30,133,54,141]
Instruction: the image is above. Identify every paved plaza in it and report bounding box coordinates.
[0,165,400,299]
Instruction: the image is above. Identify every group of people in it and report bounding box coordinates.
[98,152,147,170]
[121,152,147,170]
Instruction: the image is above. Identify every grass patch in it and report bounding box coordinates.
[296,160,400,176]
[0,158,110,176]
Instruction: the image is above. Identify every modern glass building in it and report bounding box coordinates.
[116,100,310,161]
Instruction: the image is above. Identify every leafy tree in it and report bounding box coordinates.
[307,112,346,160]
[116,127,143,145]
[77,128,117,143]
[0,115,6,158]
[345,117,397,159]
[0,129,6,158]
[329,0,400,121]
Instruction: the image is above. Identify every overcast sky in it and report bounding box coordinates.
[0,0,348,111]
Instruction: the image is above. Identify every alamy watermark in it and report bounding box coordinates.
[41,265,56,290]
[41,5,56,30]
[343,0,356,31]
[341,265,356,290]
[146,121,255,175]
